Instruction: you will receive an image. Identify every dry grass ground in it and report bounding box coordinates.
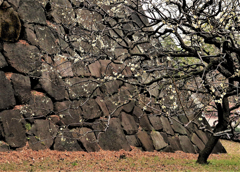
[0,139,239,171]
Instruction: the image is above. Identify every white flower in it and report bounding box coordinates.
[167,56,172,61]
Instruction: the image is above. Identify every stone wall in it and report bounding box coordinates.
[0,0,226,153]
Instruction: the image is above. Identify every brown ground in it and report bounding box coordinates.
[0,140,238,171]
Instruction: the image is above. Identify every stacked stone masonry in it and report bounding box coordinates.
[0,0,226,154]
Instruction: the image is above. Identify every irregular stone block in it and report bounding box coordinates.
[179,135,196,153]
[126,135,141,147]
[53,129,83,151]
[150,131,168,150]
[34,26,60,54]
[72,61,91,77]
[0,110,26,148]
[139,115,154,131]
[54,101,82,125]
[0,71,15,110]
[65,77,100,99]
[21,91,53,123]
[171,117,187,135]
[49,0,75,25]
[95,96,110,117]
[40,63,65,101]
[11,73,31,104]
[167,136,182,151]
[160,116,174,135]
[18,0,46,24]
[0,1,21,42]
[101,80,122,95]
[73,127,100,152]
[0,53,7,68]
[80,98,103,120]
[3,42,41,75]
[29,120,58,150]
[104,94,123,117]
[148,115,163,131]
[137,130,154,151]
[191,133,205,151]
[88,61,101,77]
[120,112,138,135]
[54,54,73,77]
[195,129,209,144]
[98,118,131,151]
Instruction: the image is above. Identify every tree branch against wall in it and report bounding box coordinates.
[53,0,240,164]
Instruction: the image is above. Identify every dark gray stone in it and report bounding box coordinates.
[191,133,205,151]
[150,131,168,150]
[65,77,100,99]
[139,115,154,131]
[11,73,31,104]
[40,63,65,101]
[126,135,141,147]
[98,118,131,151]
[104,94,123,117]
[167,136,182,152]
[22,91,53,123]
[179,135,196,153]
[120,112,138,135]
[171,117,187,135]
[53,129,83,151]
[34,26,60,54]
[54,101,81,126]
[137,130,154,151]
[18,0,46,24]
[0,71,15,110]
[160,116,174,135]
[29,120,58,150]
[75,127,100,152]
[148,115,163,131]
[0,110,26,148]
[0,53,7,68]
[80,99,103,120]
[3,42,41,75]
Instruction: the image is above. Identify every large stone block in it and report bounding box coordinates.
[167,136,182,152]
[11,73,31,104]
[0,53,8,68]
[137,130,154,151]
[73,127,100,152]
[0,109,26,148]
[53,129,84,151]
[34,26,60,54]
[120,112,138,135]
[18,0,46,24]
[3,42,41,75]
[150,131,168,150]
[148,115,163,131]
[21,91,53,123]
[28,120,58,150]
[80,98,103,120]
[0,71,15,110]
[40,63,65,101]
[65,77,100,99]
[191,133,205,151]
[179,135,196,153]
[160,116,174,135]
[54,101,82,126]
[98,118,131,151]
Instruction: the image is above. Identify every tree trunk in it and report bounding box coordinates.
[197,96,230,164]
[196,135,220,164]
